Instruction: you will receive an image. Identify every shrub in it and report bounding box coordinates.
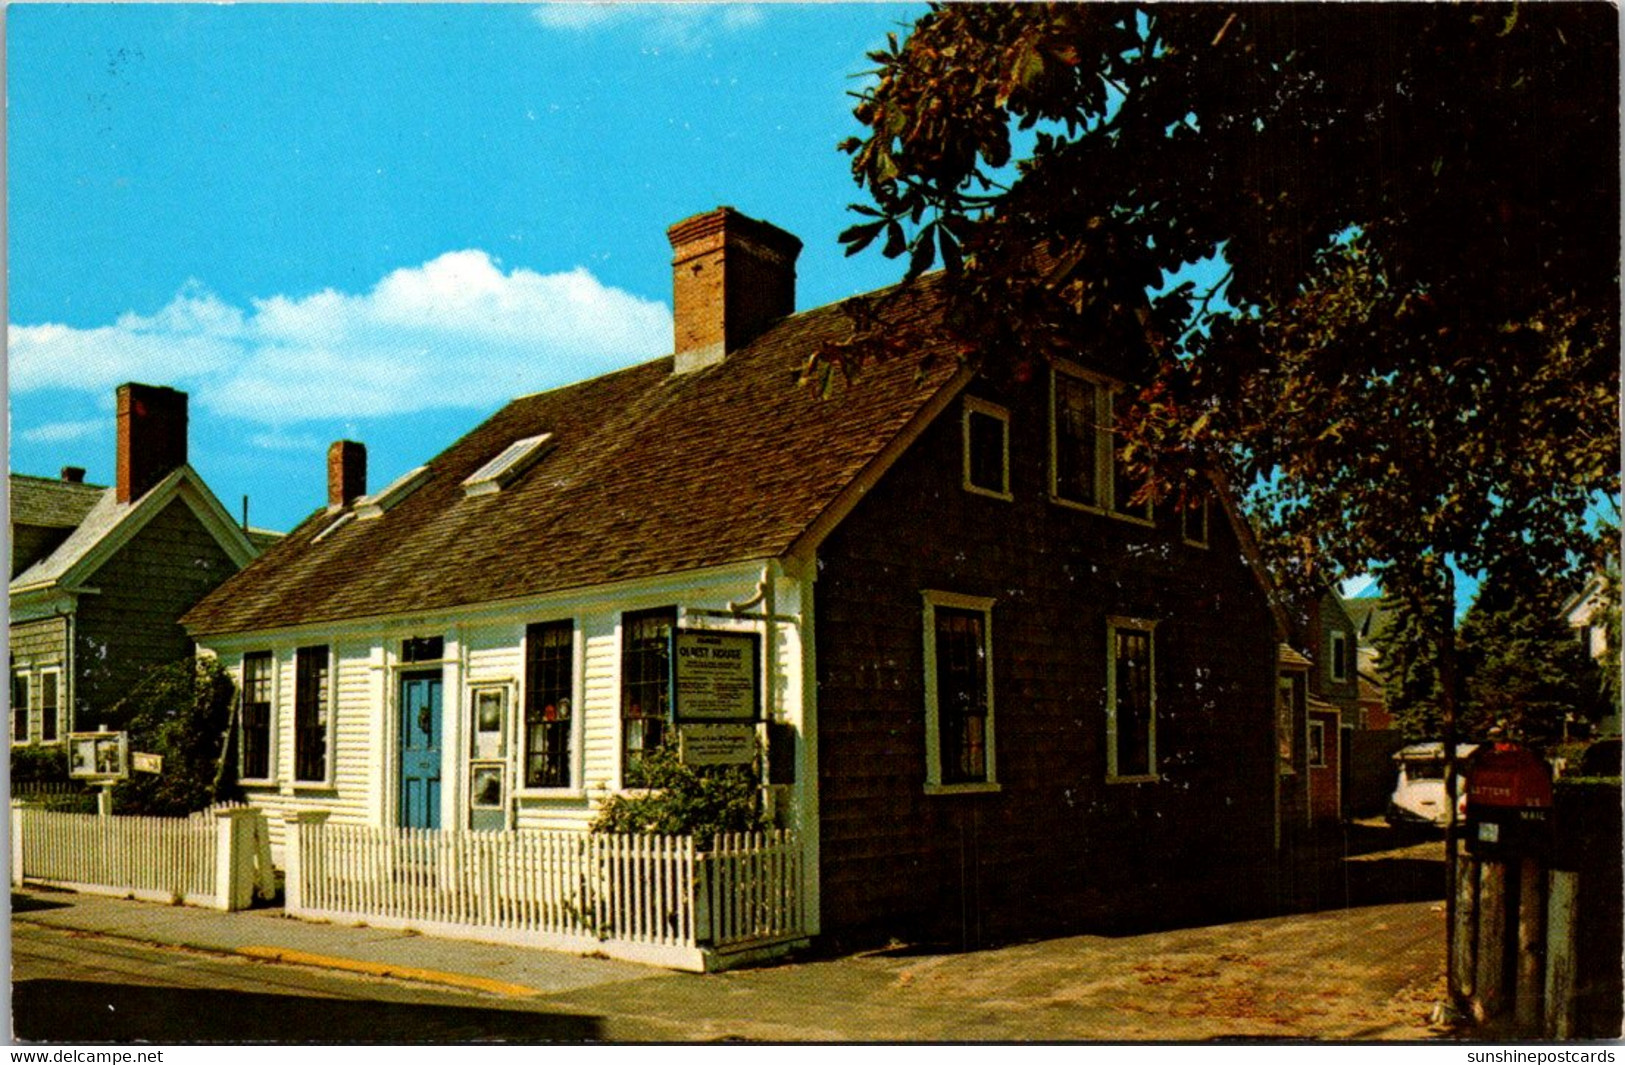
[10,742,69,784]
[108,657,240,816]
[591,745,765,845]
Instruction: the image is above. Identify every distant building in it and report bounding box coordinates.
[1561,575,1618,737]
[10,384,271,746]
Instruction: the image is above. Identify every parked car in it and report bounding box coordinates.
[1386,742,1479,828]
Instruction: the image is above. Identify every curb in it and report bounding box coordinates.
[236,945,542,997]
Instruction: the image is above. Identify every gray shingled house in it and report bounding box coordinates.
[10,384,268,747]
[183,207,1286,946]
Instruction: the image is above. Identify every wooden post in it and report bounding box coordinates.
[1474,859,1508,1022]
[1515,857,1545,1033]
[282,810,330,915]
[11,801,25,888]
[1544,869,1579,1040]
[1453,854,1479,1003]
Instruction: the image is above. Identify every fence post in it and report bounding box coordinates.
[1473,859,1508,1022]
[693,839,712,946]
[282,810,331,915]
[1515,857,1545,1034]
[11,801,25,888]
[1544,869,1579,1040]
[213,807,259,911]
[1452,854,1479,1005]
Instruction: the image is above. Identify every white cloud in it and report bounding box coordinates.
[530,3,761,49]
[18,419,104,444]
[8,252,671,425]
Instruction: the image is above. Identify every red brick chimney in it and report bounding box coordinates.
[327,440,367,510]
[115,383,188,504]
[666,207,802,374]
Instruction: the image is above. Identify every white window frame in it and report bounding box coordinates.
[1048,361,1153,525]
[291,645,335,789]
[961,397,1013,502]
[921,590,1000,795]
[238,650,279,785]
[11,671,31,747]
[1106,616,1160,783]
[515,618,585,798]
[463,433,554,497]
[37,668,63,745]
[1329,630,1349,684]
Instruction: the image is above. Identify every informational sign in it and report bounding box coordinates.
[673,629,760,722]
[131,752,163,775]
[678,723,758,767]
[68,731,129,782]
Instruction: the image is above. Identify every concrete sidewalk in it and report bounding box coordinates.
[11,886,1455,1041]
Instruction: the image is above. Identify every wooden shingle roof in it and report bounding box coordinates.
[183,282,963,636]
[10,474,106,530]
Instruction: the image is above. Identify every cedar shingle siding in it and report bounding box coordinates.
[815,376,1278,945]
[74,498,239,722]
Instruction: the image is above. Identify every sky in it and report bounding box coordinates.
[7,2,929,533]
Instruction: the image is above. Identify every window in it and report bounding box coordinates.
[38,671,61,744]
[962,398,1011,500]
[463,433,553,497]
[1276,677,1297,773]
[355,465,431,519]
[1051,365,1150,520]
[922,591,997,791]
[1107,619,1157,781]
[1308,721,1327,768]
[1329,630,1349,684]
[524,620,574,789]
[1181,496,1209,547]
[293,646,330,783]
[621,607,676,786]
[11,670,30,745]
[402,635,444,663]
[240,652,274,780]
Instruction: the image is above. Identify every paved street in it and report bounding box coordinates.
[11,842,1454,1043]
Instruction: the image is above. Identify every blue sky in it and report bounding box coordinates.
[8,3,927,533]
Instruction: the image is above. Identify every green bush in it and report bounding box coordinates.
[591,746,765,845]
[10,742,69,784]
[108,657,240,816]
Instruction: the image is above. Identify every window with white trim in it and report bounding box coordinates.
[1050,364,1150,520]
[524,619,574,789]
[1330,630,1349,684]
[11,669,30,746]
[621,606,675,787]
[1277,677,1297,774]
[1106,618,1157,781]
[38,670,61,744]
[293,646,330,784]
[922,591,997,791]
[1308,720,1327,768]
[463,433,553,497]
[962,397,1012,500]
[240,651,274,781]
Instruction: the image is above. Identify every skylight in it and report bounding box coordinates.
[355,465,432,519]
[463,433,553,497]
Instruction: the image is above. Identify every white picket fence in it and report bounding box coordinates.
[11,804,265,911]
[284,816,806,971]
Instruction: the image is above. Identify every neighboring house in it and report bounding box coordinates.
[183,207,1286,946]
[10,384,267,746]
[1340,593,1404,816]
[1279,586,1359,826]
[1561,574,1619,738]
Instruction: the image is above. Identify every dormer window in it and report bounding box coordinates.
[355,466,431,519]
[463,433,553,497]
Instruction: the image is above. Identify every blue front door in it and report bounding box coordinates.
[399,672,442,828]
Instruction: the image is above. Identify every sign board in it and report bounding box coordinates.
[673,629,760,722]
[678,723,758,767]
[68,731,129,782]
[131,751,163,775]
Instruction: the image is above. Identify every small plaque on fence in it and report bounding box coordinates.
[678,723,757,767]
[132,752,163,774]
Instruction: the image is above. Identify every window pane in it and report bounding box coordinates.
[1114,629,1153,777]
[402,636,444,663]
[621,607,675,785]
[1054,374,1100,505]
[12,674,29,743]
[294,647,329,782]
[40,674,58,743]
[525,620,574,789]
[936,607,989,783]
[967,410,1006,494]
[242,653,273,779]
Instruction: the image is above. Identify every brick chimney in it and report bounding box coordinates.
[115,383,188,504]
[327,440,367,510]
[666,206,802,375]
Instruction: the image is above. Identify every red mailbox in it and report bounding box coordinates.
[1465,743,1553,857]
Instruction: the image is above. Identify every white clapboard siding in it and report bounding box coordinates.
[15,807,219,906]
[286,824,803,971]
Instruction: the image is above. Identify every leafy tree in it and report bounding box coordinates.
[1374,594,1450,742]
[109,657,240,816]
[591,746,765,845]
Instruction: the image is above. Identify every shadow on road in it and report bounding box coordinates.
[12,979,604,1043]
[10,892,70,915]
